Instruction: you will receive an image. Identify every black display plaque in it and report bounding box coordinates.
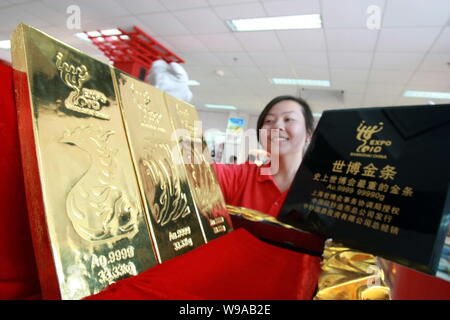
[279,104,450,278]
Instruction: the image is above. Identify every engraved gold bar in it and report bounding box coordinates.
[112,70,208,262]
[163,94,232,240]
[11,24,157,299]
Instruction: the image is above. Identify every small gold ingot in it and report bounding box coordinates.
[314,239,391,300]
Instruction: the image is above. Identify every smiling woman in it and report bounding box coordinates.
[213,95,314,218]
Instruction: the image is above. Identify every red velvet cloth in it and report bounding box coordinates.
[0,63,41,299]
[391,264,450,300]
[86,228,322,300]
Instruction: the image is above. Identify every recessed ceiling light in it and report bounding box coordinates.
[0,40,11,49]
[271,78,331,87]
[226,14,322,32]
[187,80,200,86]
[205,104,237,110]
[404,90,450,100]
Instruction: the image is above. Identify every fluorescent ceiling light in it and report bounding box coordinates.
[272,78,331,87]
[205,104,237,110]
[227,14,322,32]
[404,90,450,100]
[187,80,200,86]
[313,113,322,117]
[0,40,11,49]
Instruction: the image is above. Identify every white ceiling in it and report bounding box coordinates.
[0,0,449,115]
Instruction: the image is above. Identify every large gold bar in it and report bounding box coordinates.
[11,24,157,299]
[113,69,209,262]
[164,94,232,240]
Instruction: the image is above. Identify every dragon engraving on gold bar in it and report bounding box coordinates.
[113,70,208,262]
[62,125,139,243]
[140,142,191,226]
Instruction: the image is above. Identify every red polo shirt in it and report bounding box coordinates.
[213,163,289,218]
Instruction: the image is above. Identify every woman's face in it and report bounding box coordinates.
[259,99,309,157]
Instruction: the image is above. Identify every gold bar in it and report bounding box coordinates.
[11,24,157,299]
[163,94,232,240]
[113,69,208,262]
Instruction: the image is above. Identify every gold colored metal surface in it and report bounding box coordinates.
[11,24,157,299]
[113,70,207,262]
[314,239,391,300]
[165,94,232,240]
[227,205,302,231]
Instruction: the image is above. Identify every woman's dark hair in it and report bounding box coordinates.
[256,95,314,141]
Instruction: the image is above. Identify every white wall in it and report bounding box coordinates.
[197,110,230,131]
[198,110,261,163]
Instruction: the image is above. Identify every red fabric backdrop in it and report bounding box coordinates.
[390,264,450,300]
[0,62,41,299]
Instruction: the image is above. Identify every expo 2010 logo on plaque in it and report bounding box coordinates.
[355,121,392,154]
